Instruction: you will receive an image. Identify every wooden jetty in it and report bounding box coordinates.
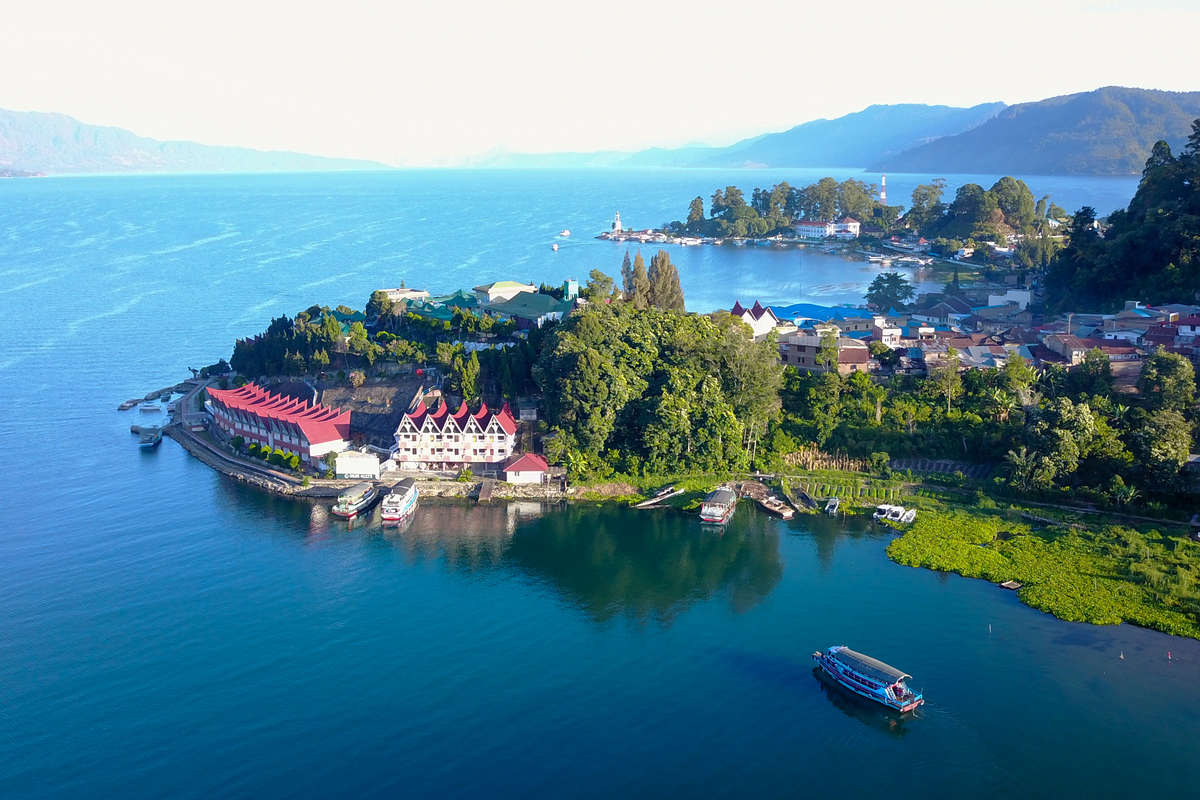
[478,478,495,502]
[635,485,684,508]
[999,580,1023,590]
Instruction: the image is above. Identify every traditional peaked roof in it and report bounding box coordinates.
[732,300,778,323]
[207,383,350,445]
[504,453,549,472]
[400,399,517,436]
[838,216,859,224]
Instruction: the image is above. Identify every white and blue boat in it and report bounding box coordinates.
[380,478,419,521]
[812,646,924,713]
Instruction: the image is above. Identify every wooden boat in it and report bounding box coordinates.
[824,497,840,515]
[699,488,737,524]
[380,478,419,521]
[332,482,379,518]
[758,496,794,520]
[813,646,924,713]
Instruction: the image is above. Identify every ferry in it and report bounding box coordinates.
[699,487,737,524]
[331,482,379,518]
[380,478,419,521]
[813,646,924,713]
[138,427,162,449]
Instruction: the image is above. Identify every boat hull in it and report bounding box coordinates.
[699,504,735,524]
[813,652,923,714]
[381,493,418,521]
[332,491,378,518]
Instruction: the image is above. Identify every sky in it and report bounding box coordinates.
[1,0,1198,166]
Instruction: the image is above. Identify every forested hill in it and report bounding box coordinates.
[873,87,1200,175]
[0,109,388,174]
[686,103,1005,168]
[458,103,1005,169]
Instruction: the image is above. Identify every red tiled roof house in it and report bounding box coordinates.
[206,383,351,466]
[393,399,518,471]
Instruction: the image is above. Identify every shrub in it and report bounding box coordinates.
[349,370,366,388]
[337,370,346,383]
[247,442,259,456]
[232,435,245,450]
[287,454,301,470]
[457,467,474,482]
[269,448,286,466]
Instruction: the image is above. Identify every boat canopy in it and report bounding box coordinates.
[704,488,735,505]
[394,478,416,491]
[831,647,911,684]
[339,482,373,500]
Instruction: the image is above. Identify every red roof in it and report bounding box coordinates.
[402,399,517,436]
[838,216,859,224]
[1176,316,1200,326]
[503,453,549,473]
[207,383,350,446]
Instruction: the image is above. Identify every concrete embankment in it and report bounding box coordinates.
[166,427,566,502]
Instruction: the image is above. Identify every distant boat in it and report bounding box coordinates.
[332,482,379,518]
[381,478,419,522]
[551,243,558,251]
[813,646,924,713]
[559,229,570,237]
[900,509,917,524]
[138,427,162,449]
[139,402,161,413]
[825,497,840,515]
[699,487,737,524]
[873,504,903,522]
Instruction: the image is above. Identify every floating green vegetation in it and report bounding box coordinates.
[887,508,1200,639]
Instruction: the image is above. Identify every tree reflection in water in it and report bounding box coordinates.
[504,504,783,624]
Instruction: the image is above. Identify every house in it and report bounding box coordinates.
[336,450,381,480]
[731,300,783,341]
[474,280,538,306]
[1176,316,1200,337]
[1044,334,1089,365]
[392,399,518,471]
[832,217,860,239]
[206,383,351,467]
[487,292,575,329]
[383,288,431,304]
[793,220,833,238]
[779,332,871,374]
[987,289,1032,311]
[504,452,549,484]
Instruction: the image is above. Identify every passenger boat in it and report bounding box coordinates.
[699,487,737,524]
[812,646,924,713]
[380,478,419,521]
[824,497,840,515]
[138,427,162,449]
[331,482,379,518]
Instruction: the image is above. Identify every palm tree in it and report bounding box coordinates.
[989,388,1018,423]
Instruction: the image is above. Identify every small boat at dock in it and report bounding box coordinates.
[900,509,916,524]
[824,497,840,515]
[138,427,162,449]
[813,646,924,713]
[699,487,737,524]
[139,402,161,413]
[380,478,419,521]
[873,504,905,522]
[757,495,794,520]
[332,482,379,518]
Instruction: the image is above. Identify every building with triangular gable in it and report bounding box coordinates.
[393,394,518,471]
[206,383,351,466]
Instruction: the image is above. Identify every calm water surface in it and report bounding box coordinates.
[2,170,1194,799]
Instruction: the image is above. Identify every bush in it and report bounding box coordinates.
[269,448,286,466]
[232,435,245,450]
[337,370,346,383]
[457,467,474,482]
[258,448,271,461]
[287,454,301,470]
[247,442,259,456]
[349,370,366,388]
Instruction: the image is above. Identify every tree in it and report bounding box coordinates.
[366,290,394,320]
[933,347,962,414]
[619,250,633,299]
[1073,348,1114,396]
[1129,408,1192,486]
[648,250,685,311]
[349,370,366,388]
[630,251,652,310]
[582,268,614,302]
[1137,350,1195,413]
[816,330,839,373]
[457,351,481,403]
[865,272,915,311]
[687,196,705,225]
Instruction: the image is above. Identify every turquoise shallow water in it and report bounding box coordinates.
[3,169,1195,799]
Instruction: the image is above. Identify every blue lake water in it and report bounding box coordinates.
[4,169,1196,800]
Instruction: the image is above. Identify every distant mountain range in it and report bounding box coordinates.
[0,109,388,174]
[872,87,1200,175]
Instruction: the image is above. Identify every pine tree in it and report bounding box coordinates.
[631,250,651,310]
[620,250,633,299]
[648,250,685,311]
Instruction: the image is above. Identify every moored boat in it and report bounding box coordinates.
[825,497,840,515]
[900,509,917,524]
[380,478,419,521]
[332,482,379,518]
[138,427,162,449]
[699,487,737,524]
[139,402,161,413]
[812,646,924,713]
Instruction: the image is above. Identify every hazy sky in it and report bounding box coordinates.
[2,0,1197,165]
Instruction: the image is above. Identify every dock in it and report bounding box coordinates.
[635,487,684,508]
[1000,581,1023,590]
[478,478,495,502]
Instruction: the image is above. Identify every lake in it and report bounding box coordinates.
[3,169,1195,800]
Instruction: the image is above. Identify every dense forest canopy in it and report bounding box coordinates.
[1046,120,1200,309]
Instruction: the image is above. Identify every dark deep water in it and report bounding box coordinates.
[4,169,1195,799]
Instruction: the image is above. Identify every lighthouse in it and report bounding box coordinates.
[612,212,623,233]
[880,175,887,206]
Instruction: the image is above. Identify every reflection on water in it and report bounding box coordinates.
[812,666,911,738]
[801,512,892,572]
[505,504,783,623]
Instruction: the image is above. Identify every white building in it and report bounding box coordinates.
[383,287,431,304]
[336,451,381,480]
[987,289,1032,311]
[794,220,833,238]
[832,217,861,239]
[504,453,549,484]
[392,399,518,471]
[730,300,783,341]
